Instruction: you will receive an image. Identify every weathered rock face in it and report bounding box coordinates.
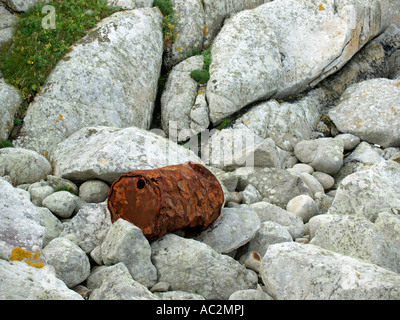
[50,126,202,184]
[318,41,389,106]
[106,0,153,9]
[202,0,271,47]
[42,237,91,288]
[233,89,325,152]
[60,203,112,254]
[0,148,52,186]
[0,0,39,12]
[254,0,382,98]
[88,262,159,300]
[161,55,208,141]
[151,234,258,300]
[250,202,305,240]
[328,78,400,148]
[328,160,400,222]
[207,7,282,124]
[14,8,163,156]
[163,0,205,68]
[0,4,17,46]
[0,260,83,300]
[260,242,400,300]
[234,167,313,209]
[0,179,44,261]
[100,219,157,288]
[310,215,400,273]
[0,78,22,141]
[294,138,345,175]
[194,207,261,254]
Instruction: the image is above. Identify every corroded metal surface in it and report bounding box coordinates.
[107,162,224,241]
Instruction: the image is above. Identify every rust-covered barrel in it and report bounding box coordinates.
[107,162,224,241]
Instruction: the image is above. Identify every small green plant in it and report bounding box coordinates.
[0,0,120,103]
[153,0,178,48]
[189,46,211,84]
[190,69,210,84]
[216,118,232,131]
[0,140,13,148]
[153,0,174,16]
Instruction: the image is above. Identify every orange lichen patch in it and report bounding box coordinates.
[318,4,325,11]
[203,25,209,36]
[10,248,44,268]
[56,114,64,123]
[396,82,400,87]
[175,47,182,51]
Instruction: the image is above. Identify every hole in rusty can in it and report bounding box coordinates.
[137,179,146,190]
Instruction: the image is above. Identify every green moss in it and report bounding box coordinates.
[189,45,212,84]
[217,118,232,130]
[153,0,178,48]
[0,140,13,148]
[153,0,174,16]
[0,0,120,103]
[190,69,210,84]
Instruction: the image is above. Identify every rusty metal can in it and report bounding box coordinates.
[107,162,224,241]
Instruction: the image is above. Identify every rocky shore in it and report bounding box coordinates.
[1,0,400,300]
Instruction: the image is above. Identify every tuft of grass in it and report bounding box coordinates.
[189,46,211,84]
[190,69,209,84]
[153,0,174,16]
[0,140,14,148]
[153,0,178,48]
[0,0,120,103]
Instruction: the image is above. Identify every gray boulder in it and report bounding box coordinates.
[286,195,319,223]
[161,55,208,141]
[0,4,18,46]
[328,160,400,222]
[203,0,270,47]
[329,78,400,148]
[0,179,44,261]
[194,207,261,254]
[207,8,282,124]
[88,262,159,300]
[50,126,202,184]
[0,78,22,141]
[101,218,157,288]
[60,203,112,254]
[0,148,52,186]
[233,89,324,152]
[0,260,83,300]
[310,215,400,273]
[38,207,64,247]
[78,180,110,203]
[156,291,205,300]
[250,202,304,240]
[254,0,382,98]
[375,212,400,252]
[42,237,91,288]
[294,138,344,175]
[163,0,205,68]
[245,221,293,257]
[14,8,163,156]
[42,191,79,219]
[151,234,257,300]
[234,167,313,209]
[228,289,273,300]
[260,242,400,300]
[0,0,39,12]
[106,0,153,9]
